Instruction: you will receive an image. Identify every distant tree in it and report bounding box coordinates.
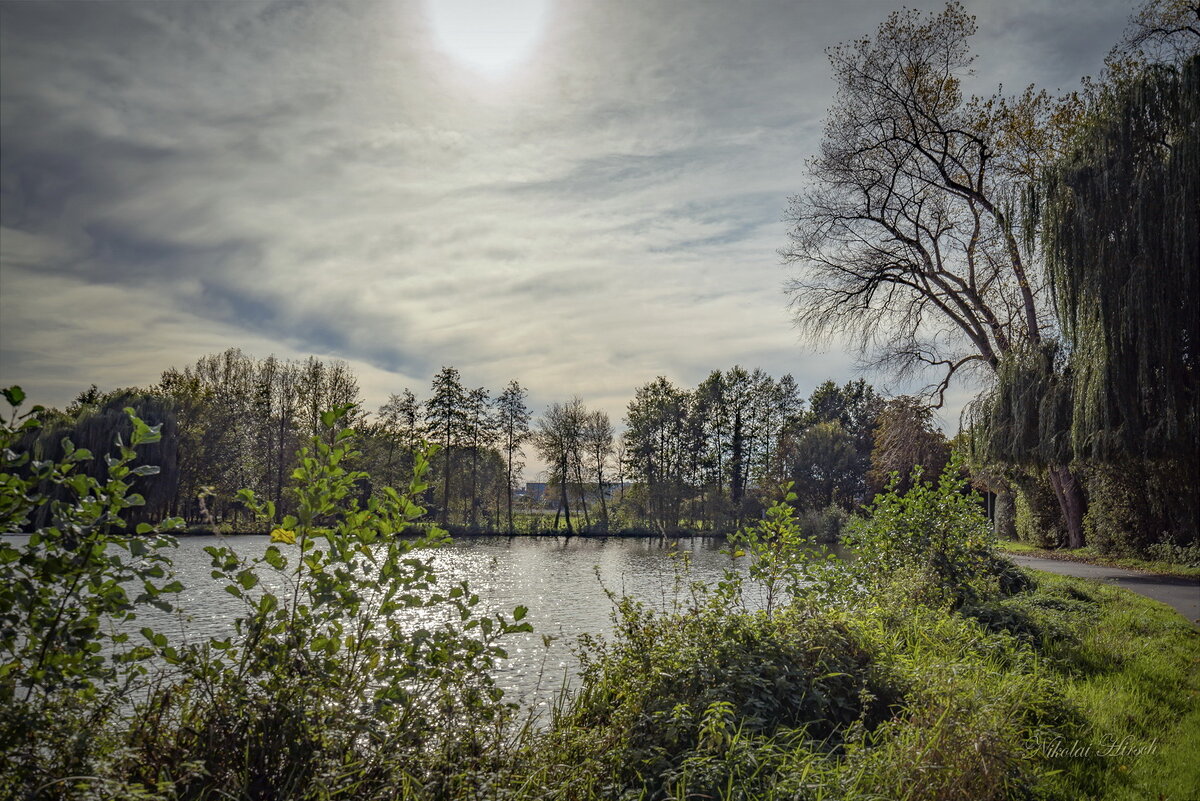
[782,421,859,510]
[582,409,615,531]
[691,371,729,521]
[723,367,755,512]
[534,401,579,533]
[180,348,257,523]
[29,388,180,527]
[425,367,466,525]
[791,379,881,505]
[623,378,690,533]
[494,380,531,534]
[462,387,495,530]
[376,388,421,489]
[869,396,951,495]
[563,398,592,529]
[751,373,803,489]
[251,356,301,518]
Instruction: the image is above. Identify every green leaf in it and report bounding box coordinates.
[236,570,259,590]
[3,386,26,406]
[513,605,528,622]
[263,546,286,570]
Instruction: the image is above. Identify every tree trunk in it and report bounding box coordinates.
[1048,465,1086,549]
[560,457,573,534]
[595,461,609,531]
[506,456,515,534]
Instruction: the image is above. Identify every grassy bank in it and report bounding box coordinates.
[471,567,1198,801]
[996,539,1200,579]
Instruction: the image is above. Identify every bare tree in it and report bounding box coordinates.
[781,3,1086,544]
[582,409,615,531]
[534,401,580,533]
[377,388,421,489]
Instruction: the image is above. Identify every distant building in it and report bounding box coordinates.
[601,482,633,499]
[518,482,548,502]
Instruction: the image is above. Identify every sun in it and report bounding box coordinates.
[425,0,550,75]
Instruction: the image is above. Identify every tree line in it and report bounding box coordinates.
[16,350,953,536]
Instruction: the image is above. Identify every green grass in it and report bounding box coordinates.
[1026,571,1200,801]
[996,539,1200,578]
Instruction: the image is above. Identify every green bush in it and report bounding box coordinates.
[119,406,532,799]
[0,387,185,796]
[531,598,898,798]
[1,393,532,800]
[1013,472,1065,548]
[1084,459,1198,557]
[797,503,850,543]
[1144,536,1200,568]
[845,458,1031,606]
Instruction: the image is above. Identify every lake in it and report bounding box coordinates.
[7,533,783,716]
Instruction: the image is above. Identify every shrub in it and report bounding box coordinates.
[1084,459,1198,557]
[1013,471,1065,548]
[797,503,850,543]
[1144,536,1200,568]
[118,406,533,799]
[537,598,897,798]
[0,393,533,800]
[846,457,1032,606]
[0,387,185,797]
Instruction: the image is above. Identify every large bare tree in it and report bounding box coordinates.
[781,2,1087,544]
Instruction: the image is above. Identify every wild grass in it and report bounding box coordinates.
[481,568,1198,801]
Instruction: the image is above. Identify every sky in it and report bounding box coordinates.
[0,0,1134,437]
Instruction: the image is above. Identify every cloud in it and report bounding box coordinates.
[1,0,1133,441]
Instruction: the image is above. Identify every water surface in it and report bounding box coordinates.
[8,533,756,714]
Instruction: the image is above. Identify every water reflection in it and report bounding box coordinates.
[8,533,818,714]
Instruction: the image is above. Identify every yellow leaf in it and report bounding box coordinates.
[270,528,296,544]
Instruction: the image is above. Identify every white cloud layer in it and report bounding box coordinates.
[1,0,1132,432]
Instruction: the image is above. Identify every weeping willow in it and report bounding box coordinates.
[969,344,1073,468]
[27,390,181,526]
[1042,55,1199,462]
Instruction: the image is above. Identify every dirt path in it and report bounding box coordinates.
[1009,554,1200,624]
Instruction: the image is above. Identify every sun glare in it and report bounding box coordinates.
[426,0,549,75]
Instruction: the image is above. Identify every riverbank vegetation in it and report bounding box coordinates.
[3,390,1197,800]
